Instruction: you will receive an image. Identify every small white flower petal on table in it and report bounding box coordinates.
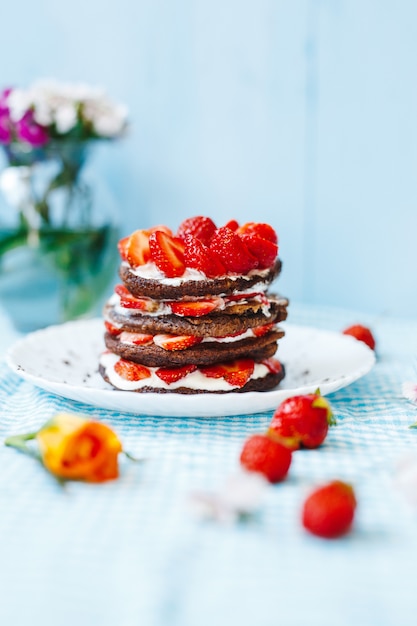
[189,471,268,523]
[393,454,417,508]
[402,382,417,405]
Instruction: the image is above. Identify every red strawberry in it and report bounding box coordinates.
[177,216,217,246]
[119,331,153,345]
[114,359,151,381]
[209,227,258,274]
[155,364,197,384]
[342,324,376,350]
[302,480,357,539]
[126,229,151,267]
[262,358,283,375]
[268,392,335,451]
[183,235,226,278]
[252,323,275,337]
[237,222,278,244]
[104,320,122,336]
[114,284,156,311]
[117,236,130,261]
[149,230,186,278]
[148,224,173,236]
[239,233,278,269]
[153,334,202,351]
[200,359,255,388]
[224,219,239,231]
[240,434,292,483]
[169,298,222,317]
[225,292,259,302]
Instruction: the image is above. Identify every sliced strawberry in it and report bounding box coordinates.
[253,323,275,337]
[104,320,123,336]
[114,359,151,381]
[117,236,130,261]
[155,364,197,384]
[148,224,173,236]
[226,291,269,306]
[262,358,283,374]
[210,227,258,274]
[239,233,278,269]
[223,219,239,231]
[226,292,259,302]
[169,298,222,317]
[237,222,278,244]
[153,334,202,351]
[114,284,156,311]
[200,359,255,388]
[119,331,153,345]
[149,230,186,278]
[177,216,217,246]
[126,229,151,267]
[183,235,226,278]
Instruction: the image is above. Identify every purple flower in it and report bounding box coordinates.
[0,111,12,144]
[15,110,49,147]
[0,88,13,144]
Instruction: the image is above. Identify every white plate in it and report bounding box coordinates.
[6,319,375,417]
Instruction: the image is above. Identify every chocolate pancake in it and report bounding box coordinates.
[119,258,282,299]
[99,362,285,394]
[104,294,288,337]
[104,328,283,367]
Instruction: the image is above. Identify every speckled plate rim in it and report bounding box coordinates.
[6,319,376,417]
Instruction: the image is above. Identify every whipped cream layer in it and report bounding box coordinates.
[124,261,272,291]
[115,326,275,348]
[100,352,271,392]
[108,292,271,318]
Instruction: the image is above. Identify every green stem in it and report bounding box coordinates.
[123,450,145,463]
[4,432,39,459]
[4,432,65,486]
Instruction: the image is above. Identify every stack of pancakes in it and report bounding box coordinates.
[99,217,289,394]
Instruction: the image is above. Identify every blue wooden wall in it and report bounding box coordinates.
[1,0,416,317]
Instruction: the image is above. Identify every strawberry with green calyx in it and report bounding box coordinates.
[240,434,292,483]
[342,324,376,351]
[302,480,357,539]
[268,390,335,451]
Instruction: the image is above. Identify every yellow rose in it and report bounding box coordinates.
[36,413,123,482]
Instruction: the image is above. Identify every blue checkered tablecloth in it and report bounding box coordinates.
[0,303,417,626]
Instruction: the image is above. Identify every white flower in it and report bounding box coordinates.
[5,79,128,138]
[54,104,78,134]
[189,471,268,523]
[0,166,32,208]
[7,88,33,122]
[83,99,128,137]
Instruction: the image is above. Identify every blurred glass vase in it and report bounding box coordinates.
[0,80,127,332]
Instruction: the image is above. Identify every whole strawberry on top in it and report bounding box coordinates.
[342,324,376,351]
[268,391,335,451]
[302,480,357,539]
